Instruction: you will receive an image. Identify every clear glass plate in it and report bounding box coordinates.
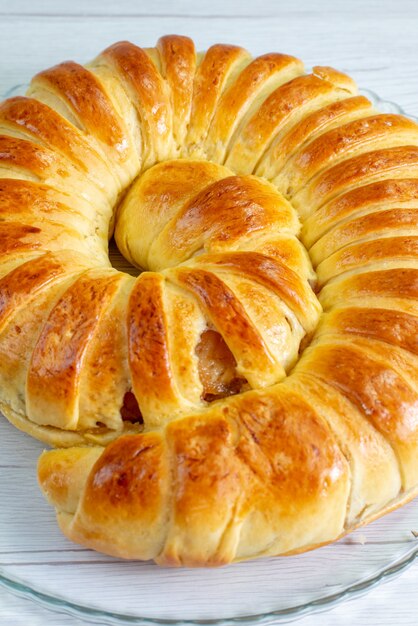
[0,84,417,626]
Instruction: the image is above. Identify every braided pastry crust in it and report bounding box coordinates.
[0,35,417,565]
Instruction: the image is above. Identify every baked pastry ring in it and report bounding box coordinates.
[0,36,417,565]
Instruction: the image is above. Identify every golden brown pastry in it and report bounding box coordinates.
[0,35,417,565]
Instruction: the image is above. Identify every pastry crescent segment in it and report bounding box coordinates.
[0,35,417,565]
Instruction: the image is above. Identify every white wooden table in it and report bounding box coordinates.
[0,0,417,624]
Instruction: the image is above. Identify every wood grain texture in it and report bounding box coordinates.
[1,1,418,118]
[0,0,417,624]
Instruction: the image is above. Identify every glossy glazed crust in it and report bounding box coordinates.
[39,385,351,565]
[0,34,416,565]
[114,158,319,429]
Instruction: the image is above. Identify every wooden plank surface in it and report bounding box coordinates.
[0,0,417,624]
[1,1,418,116]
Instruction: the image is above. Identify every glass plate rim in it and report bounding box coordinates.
[0,545,416,626]
[0,83,417,626]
